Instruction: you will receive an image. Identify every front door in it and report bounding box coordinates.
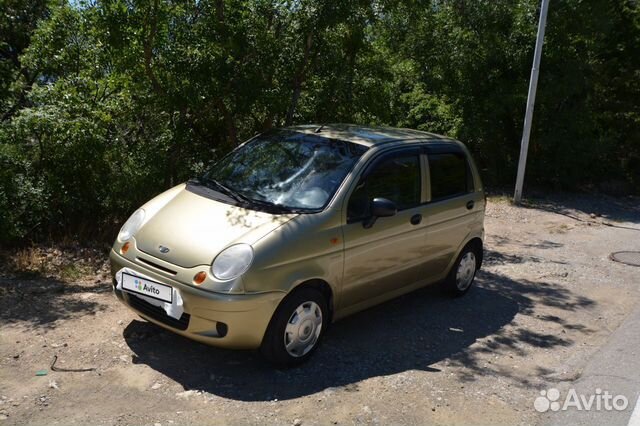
[340,148,427,310]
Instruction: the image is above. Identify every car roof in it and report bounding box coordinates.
[285,123,457,147]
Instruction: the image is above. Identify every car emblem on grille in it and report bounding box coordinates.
[158,245,170,254]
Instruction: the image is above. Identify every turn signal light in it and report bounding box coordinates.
[193,271,207,285]
[121,242,130,255]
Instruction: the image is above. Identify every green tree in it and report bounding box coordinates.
[0,0,638,244]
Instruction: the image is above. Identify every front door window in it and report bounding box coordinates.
[347,152,421,222]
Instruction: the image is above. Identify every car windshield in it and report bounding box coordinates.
[203,130,369,212]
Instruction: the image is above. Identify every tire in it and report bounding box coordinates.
[444,243,480,297]
[260,287,328,367]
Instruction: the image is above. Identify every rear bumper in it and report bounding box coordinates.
[110,249,284,349]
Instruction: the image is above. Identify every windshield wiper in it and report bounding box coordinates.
[211,178,253,204]
[242,197,303,214]
[196,177,251,205]
[197,177,298,214]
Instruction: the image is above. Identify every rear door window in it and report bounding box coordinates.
[428,153,473,201]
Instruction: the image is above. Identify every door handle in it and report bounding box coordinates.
[466,200,475,210]
[410,214,422,225]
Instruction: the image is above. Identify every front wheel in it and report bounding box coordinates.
[444,245,479,297]
[260,287,328,367]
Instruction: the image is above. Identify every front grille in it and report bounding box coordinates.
[127,293,190,331]
[136,257,177,275]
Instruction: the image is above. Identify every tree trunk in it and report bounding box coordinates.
[215,0,224,25]
[345,44,357,120]
[285,32,314,125]
[143,0,164,96]
[216,99,238,146]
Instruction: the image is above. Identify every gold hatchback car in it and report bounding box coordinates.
[110,124,485,366]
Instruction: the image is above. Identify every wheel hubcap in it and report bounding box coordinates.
[284,301,323,357]
[456,252,476,291]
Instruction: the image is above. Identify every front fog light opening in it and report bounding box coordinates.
[216,322,228,337]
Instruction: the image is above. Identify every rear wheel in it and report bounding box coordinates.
[444,244,479,297]
[260,287,328,367]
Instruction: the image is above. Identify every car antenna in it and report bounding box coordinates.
[314,124,326,133]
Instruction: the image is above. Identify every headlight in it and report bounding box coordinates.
[117,208,145,242]
[211,244,254,281]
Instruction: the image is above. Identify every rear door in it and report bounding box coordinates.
[421,145,482,279]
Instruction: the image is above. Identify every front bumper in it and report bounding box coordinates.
[109,249,285,349]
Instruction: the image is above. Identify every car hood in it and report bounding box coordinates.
[135,188,296,268]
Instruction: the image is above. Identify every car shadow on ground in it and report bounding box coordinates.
[123,264,595,401]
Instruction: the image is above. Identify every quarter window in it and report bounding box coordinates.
[428,153,474,201]
[347,153,421,222]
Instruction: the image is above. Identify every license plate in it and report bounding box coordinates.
[122,272,173,303]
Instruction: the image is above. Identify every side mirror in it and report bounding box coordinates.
[364,197,397,228]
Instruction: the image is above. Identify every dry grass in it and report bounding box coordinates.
[11,247,47,275]
[1,245,110,283]
[486,194,515,205]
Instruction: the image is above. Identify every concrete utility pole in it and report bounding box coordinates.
[514,0,550,203]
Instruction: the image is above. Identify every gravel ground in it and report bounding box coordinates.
[1,194,639,425]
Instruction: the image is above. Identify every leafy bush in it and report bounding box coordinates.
[0,0,638,244]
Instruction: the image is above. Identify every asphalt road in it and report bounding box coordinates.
[543,305,640,426]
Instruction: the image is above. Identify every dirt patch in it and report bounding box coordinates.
[1,194,639,425]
